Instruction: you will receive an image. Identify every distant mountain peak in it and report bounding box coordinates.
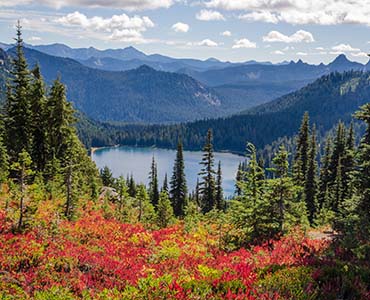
[206,57,220,62]
[331,54,350,64]
[136,64,156,72]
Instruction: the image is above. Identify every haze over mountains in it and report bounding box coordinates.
[1,42,370,132]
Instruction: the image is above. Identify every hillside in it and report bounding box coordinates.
[5,48,226,123]
[109,71,370,152]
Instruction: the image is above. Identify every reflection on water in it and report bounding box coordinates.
[92,146,245,197]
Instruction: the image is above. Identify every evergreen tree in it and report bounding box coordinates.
[0,112,9,183]
[148,156,159,207]
[114,176,129,216]
[198,129,216,213]
[29,64,47,172]
[318,137,332,209]
[100,166,114,187]
[170,141,187,217]
[235,163,243,196]
[293,112,310,184]
[305,125,318,224]
[128,174,137,197]
[157,191,174,228]
[215,161,224,210]
[354,104,370,239]
[161,173,169,195]
[5,22,33,161]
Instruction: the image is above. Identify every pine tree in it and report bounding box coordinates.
[342,122,355,200]
[293,112,310,184]
[198,129,216,213]
[114,176,129,215]
[5,22,33,161]
[305,125,318,224]
[157,191,174,228]
[215,161,224,210]
[318,136,332,209]
[128,174,137,197]
[100,166,114,186]
[354,104,370,239]
[161,173,169,195]
[29,64,47,172]
[170,141,187,217]
[235,162,243,196]
[148,156,159,207]
[0,112,9,183]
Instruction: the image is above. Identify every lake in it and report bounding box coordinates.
[92,146,245,197]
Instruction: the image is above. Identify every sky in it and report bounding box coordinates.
[0,0,370,64]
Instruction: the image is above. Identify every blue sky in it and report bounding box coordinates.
[0,0,370,64]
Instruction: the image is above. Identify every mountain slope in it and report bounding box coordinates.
[5,47,225,123]
[111,71,370,152]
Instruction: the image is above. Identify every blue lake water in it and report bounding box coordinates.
[92,146,245,197]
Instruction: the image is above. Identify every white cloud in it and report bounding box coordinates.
[315,47,325,50]
[196,9,225,21]
[28,36,42,41]
[172,22,189,33]
[204,0,370,26]
[221,30,231,36]
[351,52,369,58]
[282,46,294,51]
[263,30,315,43]
[0,0,174,11]
[198,39,218,47]
[239,11,278,23]
[296,52,308,56]
[232,38,257,49]
[56,11,154,43]
[272,50,284,55]
[332,43,360,52]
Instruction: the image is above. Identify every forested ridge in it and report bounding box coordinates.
[0,26,369,299]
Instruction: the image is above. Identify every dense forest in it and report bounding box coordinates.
[0,27,369,299]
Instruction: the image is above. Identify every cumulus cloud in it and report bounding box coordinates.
[272,50,284,55]
[296,52,308,56]
[204,0,370,26]
[232,38,257,49]
[172,22,189,33]
[239,11,278,23]
[263,30,315,43]
[196,9,225,21]
[56,11,154,43]
[198,39,218,47]
[0,0,174,10]
[221,30,231,36]
[351,52,369,58]
[28,36,42,41]
[332,43,360,52]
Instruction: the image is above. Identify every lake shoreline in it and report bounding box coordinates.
[91,144,245,158]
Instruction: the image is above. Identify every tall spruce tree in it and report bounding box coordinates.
[170,141,187,217]
[198,129,216,213]
[149,156,159,207]
[305,125,318,224]
[354,104,370,239]
[5,22,33,162]
[215,161,224,210]
[293,112,310,184]
[29,64,47,172]
[318,137,333,209]
[162,173,169,195]
[0,112,9,183]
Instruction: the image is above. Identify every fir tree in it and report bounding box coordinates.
[128,174,137,197]
[305,125,318,224]
[157,191,174,228]
[293,112,310,184]
[170,141,187,217]
[0,112,9,183]
[148,156,159,207]
[5,22,33,161]
[354,104,370,239]
[235,162,243,196]
[198,129,216,213]
[318,137,332,209]
[161,173,169,195]
[100,166,114,187]
[215,161,224,210]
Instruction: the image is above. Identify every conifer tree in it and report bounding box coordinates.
[354,104,370,239]
[128,174,137,197]
[318,137,332,209]
[5,22,33,161]
[114,176,129,215]
[235,163,243,196]
[148,156,159,207]
[100,166,114,187]
[157,191,174,228]
[29,64,47,172]
[170,141,187,217]
[215,161,224,210]
[0,112,8,183]
[161,173,169,195]
[305,125,318,224]
[293,112,310,184]
[198,129,216,213]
